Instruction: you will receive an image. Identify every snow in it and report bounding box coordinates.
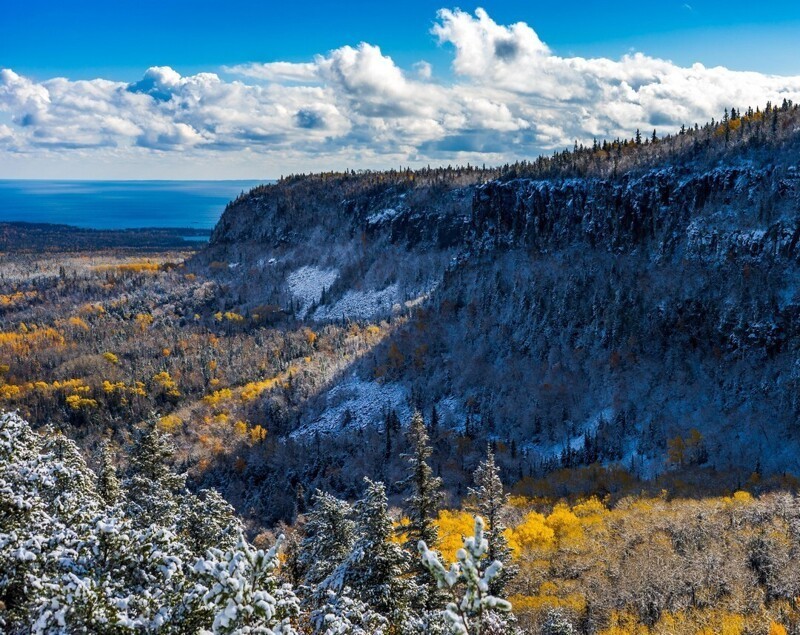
[293,374,410,437]
[312,284,407,321]
[366,208,401,226]
[286,266,339,318]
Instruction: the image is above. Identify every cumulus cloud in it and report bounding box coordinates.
[2,8,800,176]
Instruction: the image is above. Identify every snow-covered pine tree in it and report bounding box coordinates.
[467,447,516,596]
[0,413,195,632]
[182,488,243,556]
[401,410,444,550]
[310,586,388,635]
[399,410,446,617]
[0,413,310,633]
[299,490,356,589]
[326,478,415,629]
[418,516,515,635]
[124,419,186,528]
[96,441,122,506]
[189,532,300,634]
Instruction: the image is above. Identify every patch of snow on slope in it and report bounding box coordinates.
[366,208,400,226]
[312,284,401,321]
[286,266,339,317]
[292,374,410,437]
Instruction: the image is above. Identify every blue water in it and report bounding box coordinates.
[0,180,271,230]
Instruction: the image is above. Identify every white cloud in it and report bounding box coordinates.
[2,8,800,178]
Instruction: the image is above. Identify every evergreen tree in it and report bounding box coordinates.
[418,516,514,635]
[96,441,122,506]
[330,478,414,628]
[190,533,300,634]
[467,447,515,596]
[310,587,388,635]
[400,410,446,616]
[182,488,243,556]
[401,410,444,550]
[124,420,186,528]
[299,490,356,588]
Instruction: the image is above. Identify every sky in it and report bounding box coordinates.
[2,1,800,179]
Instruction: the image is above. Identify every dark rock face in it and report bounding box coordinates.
[470,166,788,254]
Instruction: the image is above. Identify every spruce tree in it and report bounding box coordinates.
[182,488,243,555]
[467,447,516,596]
[336,478,414,627]
[400,410,446,617]
[299,490,356,588]
[125,419,186,528]
[97,441,122,506]
[419,516,515,635]
[401,410,444,550]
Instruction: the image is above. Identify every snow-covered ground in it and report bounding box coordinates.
[366,207,401,226]
[312,284,401,321]
[286,265,339,318]
[292,374,410,437]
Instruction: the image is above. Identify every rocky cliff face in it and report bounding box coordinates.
[200,133,800,481]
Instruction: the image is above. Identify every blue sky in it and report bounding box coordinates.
[5,0,800,78]
[2,2,800,178]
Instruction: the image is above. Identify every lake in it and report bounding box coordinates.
[0,180,270,230]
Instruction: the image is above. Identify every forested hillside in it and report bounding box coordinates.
[3,103,800,633]
[200,100,800,496]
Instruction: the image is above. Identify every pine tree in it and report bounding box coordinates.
[190,533,300,634]
[467,447,515,596]
[401,410,444,550]
[182,488,243,556]
[331,478,414,628]
[300,490,356,588]
[400,410,446,615]
[124,419,186,528]
[418,516,514,635]
[97,441,122,506]
[310,587,388,635]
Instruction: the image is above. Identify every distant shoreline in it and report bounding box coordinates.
[0,221,212,253]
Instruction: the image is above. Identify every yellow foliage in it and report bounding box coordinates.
[507,510,555,556]
[435,509,475,561]
[392,517,410,545]
[152,371,180,397]
[597,611,649,635]
[159,414,182,433]
[204,387,233,407]
[0,384,22,401]
[249,424,267,443]
[67,316,90,332]
[546,504,584,547]
[78,303,105,315]
[233,420,248,437]
[240,377,277,402]
[135,313,154,331]
[214,311,244,323]
[508,591,585,616]
[93,261,161,274]
[66,394,98,410]
[0,326,65,356]
[102,352,119,365]
[0,291,36,307]
[769,623,787,635]
[721,614,744,635]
